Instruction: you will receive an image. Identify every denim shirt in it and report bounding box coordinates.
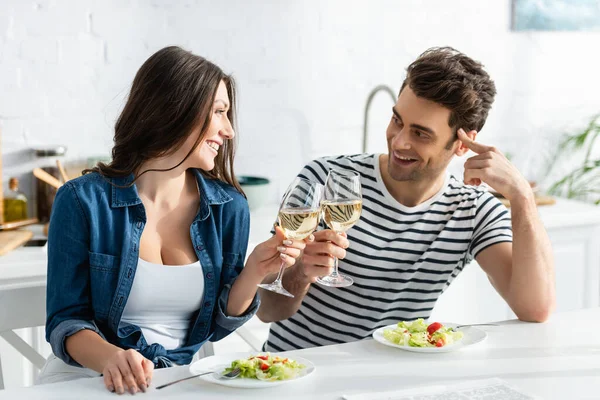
[45,170,259,368]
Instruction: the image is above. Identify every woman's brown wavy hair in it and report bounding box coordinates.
[84,46,242,192]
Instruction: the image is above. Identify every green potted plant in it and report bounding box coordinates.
[542,114,600,203]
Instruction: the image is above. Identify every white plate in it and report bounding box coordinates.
[372,323,488,353]
[189,352,316,389]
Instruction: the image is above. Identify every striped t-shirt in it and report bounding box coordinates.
[265,153,512,352]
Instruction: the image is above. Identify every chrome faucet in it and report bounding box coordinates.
[362,85,397,153]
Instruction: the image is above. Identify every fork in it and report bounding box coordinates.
[454,323,499,329]
[156,367,241,390]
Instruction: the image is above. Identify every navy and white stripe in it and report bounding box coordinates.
[265,154,512,352]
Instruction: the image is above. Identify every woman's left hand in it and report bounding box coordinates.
[246,226,307,278]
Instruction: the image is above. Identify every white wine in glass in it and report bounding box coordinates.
[257,177,323,297]
[278,208,321,240]
[322,200,362,233]
[316,169,362,288]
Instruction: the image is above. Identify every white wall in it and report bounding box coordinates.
[1,0,600,206]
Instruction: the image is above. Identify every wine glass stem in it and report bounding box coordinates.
[330,256,340,277]
[329,231,342,277]
[272,260,287,285]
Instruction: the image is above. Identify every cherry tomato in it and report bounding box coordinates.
[427,322,443,335]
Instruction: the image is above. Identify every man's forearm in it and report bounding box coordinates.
[509,194,555,321]
[256,262,312,323]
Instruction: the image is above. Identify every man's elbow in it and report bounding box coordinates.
[257,305,293,323]
[516,299,555,323]
[256,308,274,323]
[517,309,550,323]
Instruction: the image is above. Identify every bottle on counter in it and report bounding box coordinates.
[35,145,67,223]
[3,177,28,222]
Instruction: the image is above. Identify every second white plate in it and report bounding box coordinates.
[189,352,316,389]
[372,323,488,353]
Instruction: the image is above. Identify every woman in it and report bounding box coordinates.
[40,46,305,394]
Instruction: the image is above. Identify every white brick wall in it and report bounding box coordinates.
[2,0,600,204]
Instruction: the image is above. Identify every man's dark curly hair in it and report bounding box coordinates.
[401,47,497,139]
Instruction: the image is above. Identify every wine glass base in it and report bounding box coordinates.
[257,283,295,298]
[316,274,354,288]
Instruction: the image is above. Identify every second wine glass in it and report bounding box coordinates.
[257,177,323,297]
[316,169,362,288]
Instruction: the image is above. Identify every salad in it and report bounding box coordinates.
[383,319,464,348]
[224,354,306,381]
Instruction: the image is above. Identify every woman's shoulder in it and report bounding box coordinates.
[58,172,117,207]
[63,172,114,195]
[66,171,108,187]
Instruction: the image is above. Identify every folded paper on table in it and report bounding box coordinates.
[342,378,539,400]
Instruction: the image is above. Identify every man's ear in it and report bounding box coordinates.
[455,129,477,156]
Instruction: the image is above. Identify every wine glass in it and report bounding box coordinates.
[316,169,362,288]
[257,177,323,298]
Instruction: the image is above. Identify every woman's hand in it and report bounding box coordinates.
[103,349,154,394]
[246,226,307,278]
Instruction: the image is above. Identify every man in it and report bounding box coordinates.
[257,47,555,352]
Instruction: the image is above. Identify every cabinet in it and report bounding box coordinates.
[430,198,600,323]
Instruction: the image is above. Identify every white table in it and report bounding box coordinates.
[1,308,598,399]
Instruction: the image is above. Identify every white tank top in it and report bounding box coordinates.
[121,258,205,350]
